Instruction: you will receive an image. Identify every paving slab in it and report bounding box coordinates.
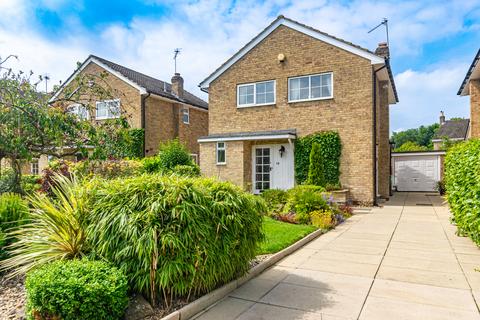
[195,193,480,320]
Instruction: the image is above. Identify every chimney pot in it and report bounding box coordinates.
[440,110,446,125]
[171,73,184,98]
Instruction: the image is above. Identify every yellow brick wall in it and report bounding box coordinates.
[377,80,390,198]
[178,106,209,156]
[470,80,480,138]
[200,141,246,187]
[204,25,376,202]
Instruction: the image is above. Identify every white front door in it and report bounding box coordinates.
[252,143,294,193]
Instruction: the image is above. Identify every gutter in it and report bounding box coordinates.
[141,93,151,157]
[372,64,386,206]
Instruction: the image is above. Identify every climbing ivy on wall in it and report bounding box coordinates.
[294,131,342,185]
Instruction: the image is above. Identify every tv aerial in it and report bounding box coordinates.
[368,18,389,48]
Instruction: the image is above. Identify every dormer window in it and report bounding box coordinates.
[237,80,275,108]
[288,73,333,102]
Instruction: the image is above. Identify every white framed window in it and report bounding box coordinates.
[69,103,89,120]
[216,142,226,165]
[288,72,333,102]
[190,153,198,164]
[31,160,39,175]
[237,80,275,107]
[96,99,120,120]
[182,108,190,124]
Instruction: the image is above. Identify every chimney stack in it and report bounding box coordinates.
[375,42,389,59]
[171,73,184,98]
[440,111,446,125]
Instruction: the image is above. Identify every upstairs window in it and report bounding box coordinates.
[237,80,275,107]
[96,99,120,120]
[216,142,226,165]
[288,73,333,102]
[69,103,89,120]
[182,108,190,124]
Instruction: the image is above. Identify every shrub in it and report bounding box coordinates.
[284,185,328,224]
[310,209,335,229]
[85,175,265,305]
[171,164,201,177]
[40,160,72,195]
[157,139,194,170]
[436,180,446,196]
[260,189,288,214]
[0,175,87,276]
[21,175,41,194]
[0,168,17,194]
[26,259,128,320]
[394,141,428,152]
[338,204,353,218]
[307,143,326,187]
[141,155,163,173]
[71,159,142,179]
[295,131,341,185]
[0,193,29,260]
[445,139,480,244]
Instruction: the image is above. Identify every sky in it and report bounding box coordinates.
[0,0,479,133]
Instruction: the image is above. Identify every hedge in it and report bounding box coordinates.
[295,131,341,185]
[445,139,480,245]
[85,175,266,304]
[25,259,128,320]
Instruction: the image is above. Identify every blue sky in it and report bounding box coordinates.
[1,0,479,132]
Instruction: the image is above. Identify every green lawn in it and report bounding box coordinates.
[257,217,318,255]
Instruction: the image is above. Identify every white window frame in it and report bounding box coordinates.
[182,108,190,124]
[31,160,39,175]
[216,142,226,165]
[237,80,276,108]
[288,72,333,103]
[95,99,121,120]
[69,103,90,120]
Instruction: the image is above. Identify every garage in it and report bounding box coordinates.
[392,151,446,192]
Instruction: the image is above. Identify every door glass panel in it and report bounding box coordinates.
[255,147,271,192]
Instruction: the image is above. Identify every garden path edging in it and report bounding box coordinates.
[160,228,325,320]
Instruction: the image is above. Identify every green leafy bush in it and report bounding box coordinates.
[0,192,29,260]
[86,175,265,304]
[260,189,288,214]
[71,159,142,179]
[40,160,72,195]
[26,259,128,320]
[141,155,163,173]
[307,142,326,187]
[445,139,480,244]
[0,168,17,194]
[172,164,201,177]
[21,175,41,194]
[284,185,328,224]
[310,209,335,229]
[295,131,341,185]
[157,139,194,170]
[393,141,428,152]
[0,175,87,276]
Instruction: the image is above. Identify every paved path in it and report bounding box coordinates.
[193,193,480,320]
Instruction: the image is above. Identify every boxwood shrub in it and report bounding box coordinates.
[444,139,480,244]
[85,175,265,304]
[25,259,128,320]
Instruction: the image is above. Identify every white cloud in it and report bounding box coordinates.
[0,0,477,130]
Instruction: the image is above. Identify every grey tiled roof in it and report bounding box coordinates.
[458,49,480,95]
[200,129,297,140]
[91,55,208,109]
[433,119,470,140]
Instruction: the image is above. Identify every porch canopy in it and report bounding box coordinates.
[198,129,297,143]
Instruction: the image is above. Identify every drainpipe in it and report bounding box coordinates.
[372,64,386,206]
[141,93,151,157]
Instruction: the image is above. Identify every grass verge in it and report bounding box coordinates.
[257,217,318,255]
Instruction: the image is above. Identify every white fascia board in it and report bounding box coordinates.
[49,57,147,102]
[198,133,296,143]
[391,151,446,157]
[199,17,384,90]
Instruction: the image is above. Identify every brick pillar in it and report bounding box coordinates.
[377,80,390,199]
[470,79,480,138]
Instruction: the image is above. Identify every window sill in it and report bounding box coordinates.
[288,96,333,104]
[237,103,276,109]
[216,163,227,166]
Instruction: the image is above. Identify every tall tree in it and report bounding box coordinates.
[391,123,440,151]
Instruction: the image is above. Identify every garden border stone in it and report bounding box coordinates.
[159,228,325,320]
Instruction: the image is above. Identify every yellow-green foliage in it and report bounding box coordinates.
[283,185,328,224]
[310,209,335,229]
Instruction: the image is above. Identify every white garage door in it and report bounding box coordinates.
[394,155,440,192]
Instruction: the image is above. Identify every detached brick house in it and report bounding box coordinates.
[198,16,398,204]
[458,49,480,138]
[44,55,208,169]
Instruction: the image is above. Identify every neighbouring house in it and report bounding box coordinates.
[458,48,480,138]
[21,55,208,173]
[197,16,398,204]
[432,111,469,150]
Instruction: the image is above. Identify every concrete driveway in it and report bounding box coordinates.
[193,193,480,320]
